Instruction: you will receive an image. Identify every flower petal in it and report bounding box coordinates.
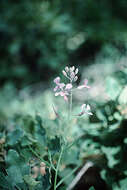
[74,76,78,82]
[55,92,60,96]
[59,83,65,88]
[83,79,90,88]
[77,85,84,89]
[54,77,60,84]
[88,112,93,115]
[86,104,90,111]
[54,86,58,92]
[65,66,69,72]
[75,68,78,74]
[62,70,67,77]
[59,91,65,96]
[70,66,75,71]
[70,72,75,79]
[65,83,72,90]
[81,104,86,111]
[64,95,68,101]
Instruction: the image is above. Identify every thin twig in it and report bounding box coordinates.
[56,166,79,189]
[66,161,93,190]
[54,146,64,190]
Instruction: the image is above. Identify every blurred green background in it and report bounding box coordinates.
[1,0,127,89]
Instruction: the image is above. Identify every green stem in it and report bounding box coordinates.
[29,145,51,168]
[48,150,56,171]
[56,166,79,188]
[54,146,64,190]
[69,89,72,120]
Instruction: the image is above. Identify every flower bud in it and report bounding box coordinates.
[54,77,60,84]
[40,162,46,176]
[70,66,75,72]
[74,76,78,82]
[65,83,72,89]
[62,70,67,77]
[75,68,78,74]
[70,71,75,79]
[65,66,69,72]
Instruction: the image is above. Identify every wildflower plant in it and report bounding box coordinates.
[0,66,93,190]
[1,65,127,190]
[53,66,92,118]
[52,66,93,190]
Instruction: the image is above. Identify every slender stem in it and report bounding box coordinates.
[48,150,56,171]
[29,145,51,168]
[69,87,72,121]
[54,146,64,190]
[56,166,79,188]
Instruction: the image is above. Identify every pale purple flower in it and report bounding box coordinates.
[54,86,59,92]
[74,76,78,82]
[65,83,72,90]
[75,68,78,75]
[62,70,67,77]
[65,66,69,72]
[53,77,65,91]
[55,91,68,101]
[77,79,90,89]
[63,95,68,101]
[54,77,60,84]
[54,76,70,101]
[59,83,65,88]
[76,104,93,116]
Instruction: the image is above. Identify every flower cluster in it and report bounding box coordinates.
[78,79,90,89]
[77,104,93,116]
[62,66,78,82]
[53,66,93,116]
[54,77,72,101]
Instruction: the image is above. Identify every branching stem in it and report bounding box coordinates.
[54,146,64,190]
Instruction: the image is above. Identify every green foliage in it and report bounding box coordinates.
[89,187,95,190]
[0,114,54,189]
[1,0,127,87]
[1,63,127,190]
[1,0,127,189]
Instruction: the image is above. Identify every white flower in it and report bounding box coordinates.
[65,83,73,90]
[76,104,93,116]
[78,79,90,89]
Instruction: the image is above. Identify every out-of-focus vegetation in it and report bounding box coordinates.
[1,0,127,87]
[1,65,127,190]
[1,0,127,190]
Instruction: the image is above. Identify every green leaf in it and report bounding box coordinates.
[41,169,51,190]
[6,129,24,146]
[113,178,127,190]
[101,146,120,168]
[21,136,32,147]
[118,86,127,104]
[106,77,122,100]
[89,186,95,190]
[7,165,23,184]
[5,149,30,188]
[23,115,35,135]
[32,114,46,146]
[0,172,13,190]
[23,175,39,187]
[6,149,20,166]
[119,178,127,190]
[48,136,61,154]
